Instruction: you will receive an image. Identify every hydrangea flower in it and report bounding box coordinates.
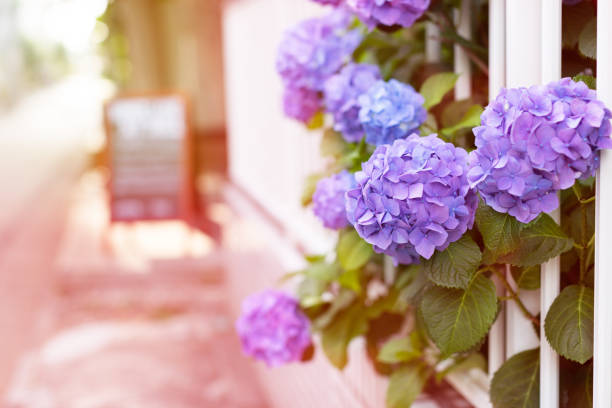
[468,78,612,223]
[310,0,343,5]
[345,0,430,28]
[276,10,362,93]
[312,170,356,229]
[346,134,478,264]
[236,290,312,367]
[324,63,382,142]
[283,86,322,123]
[358,79,427,145]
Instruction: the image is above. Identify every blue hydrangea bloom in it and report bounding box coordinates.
[312,170,356,229]
[236,290,312,367]
[358,79,427,145]
[346,0,430,28]
[468,78,612,223]
[324,63,381,142]
[346,134,478,264]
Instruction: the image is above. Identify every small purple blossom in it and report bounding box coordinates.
[324,63,382,142]
[468,78,612,223]
[236,290,312,367]
[345,0,430,28]
[358,79,427,145]
[283,86,322,123]
[310,0,343,5]
[313,170,356,229]
[346,134,477,264]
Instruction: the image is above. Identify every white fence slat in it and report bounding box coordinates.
[454,0,471,100]
[425,22,441,64]
[505,0,542,357]
[539,1,562,407]
[487,0,506,380]
[594,1,612,405]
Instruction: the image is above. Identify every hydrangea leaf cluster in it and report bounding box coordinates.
[345,0,430,28]
[358,79,427,145]
[346,134,478,265]
[313,170,356,229]
[276,10,362,123]
[468,78,612,223]
[236,290,312,367]
[323,63,381,142]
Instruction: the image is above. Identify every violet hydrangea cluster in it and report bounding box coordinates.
[346,134,478,265]
[358,79,427,145]
[276,10,362,123]
[312,170,356,229]
[324,63,382,142]
[345,0,430,28]
[310,0,343,5]
[236,290,312,367]
[468,78,612,223]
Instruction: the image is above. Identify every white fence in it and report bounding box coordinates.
[223,0,612,407]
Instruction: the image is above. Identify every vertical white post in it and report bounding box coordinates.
[504,0,541,356]
[487,0,506,380]
[454,0,472,100]
[540,1,561,407]
[594,1,612,406]
[425,22,441,64]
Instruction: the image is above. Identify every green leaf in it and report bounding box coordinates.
[420,274,498,356]
[302,260,340,282]
[307,111,325,130]
[301,173,324,206]
[435,352,486,382]
[498,214,574,267]
[573,74,596,90]
[320,302,368,368]
[544,285,594,364]
[511,265,541,290]
[578,18,597,60]
[420,72,458,110]
[312,289,356,330]
[386,362,430,408]
[338,268,362,293]
[337,229,374,271]
[491,348,540,408]
[320,128,347,158]
[440,105,484,137]
[377,333,422,364]
[423,235,482,289]
[475,202,522,264]
[297,276,327,308]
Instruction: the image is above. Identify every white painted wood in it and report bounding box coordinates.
[539,2,562,407]
[454,0,472,100]
[504,0,542,357]
[594,1,612,405]
[487,0,506,380]
[425,22,441,64]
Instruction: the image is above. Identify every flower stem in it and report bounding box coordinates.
[491,266,540,326]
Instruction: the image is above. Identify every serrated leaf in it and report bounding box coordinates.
[491,348,539,408]
[337,229,374,271]
[386,362,430,408]
[578,18,597,60]
[377,333,422,364]
[475,202,522,264]
[420,274,498,356]
[440,104,484,137]
[544,285,594,364]
[511,265,541,290]
[321,302,368,368]
[498,213,574,267]
[423,235,482,289]
[420,72,458,109]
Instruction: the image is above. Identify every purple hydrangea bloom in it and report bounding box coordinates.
[358,79,427,145]
[236,290,312,367]
[276,10,362,92]
[311,0,343,5]
[324,63,382,142]
[283,86,322,123]
[346,134,478,264]
[468,78,612,223]
[346,0,430,28]
[313,170,356,229]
